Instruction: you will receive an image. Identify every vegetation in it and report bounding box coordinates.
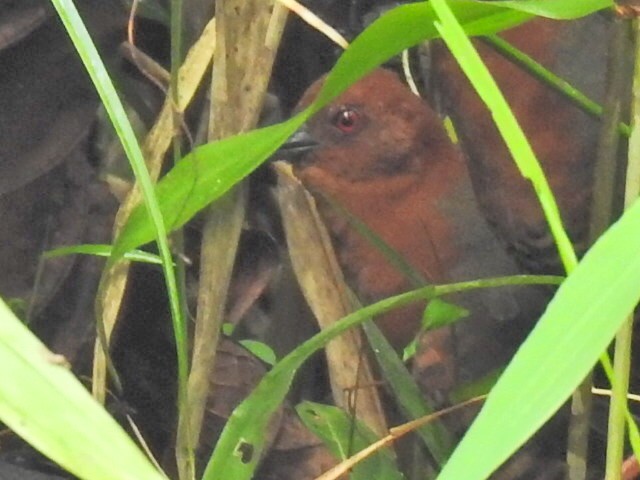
[1,0,638,479]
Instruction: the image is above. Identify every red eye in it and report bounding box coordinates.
[332,108,360,133]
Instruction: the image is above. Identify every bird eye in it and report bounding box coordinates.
[331,107,360,134]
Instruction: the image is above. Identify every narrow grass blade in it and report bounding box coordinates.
[45,244,164,265]
[50,0,188,410]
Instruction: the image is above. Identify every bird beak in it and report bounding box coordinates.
[274,125,318,161]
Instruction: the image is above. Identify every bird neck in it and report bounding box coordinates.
[313,152,468,291]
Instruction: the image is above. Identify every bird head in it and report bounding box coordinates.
[278,69,454,196]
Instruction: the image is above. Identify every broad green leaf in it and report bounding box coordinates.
[297,401,405,480]
[436,172,640,478]
[494,0,613,19]
[0,298,164,480]
[112,1,538,262]
[112,120,299,261]
[428,1,626,477]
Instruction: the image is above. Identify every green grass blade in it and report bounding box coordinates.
[432,0,578,272]
[49,0,189,415]
[45,244,164,265]
[362,322,454,466]
[48,0,162,257]
[493,0,612,18]
[0,297,165,480]
[481,34,631,138]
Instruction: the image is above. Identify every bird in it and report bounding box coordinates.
[431,16,607,273]
[279,68,550,395]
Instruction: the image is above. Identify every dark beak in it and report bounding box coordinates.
[274,126,318,161]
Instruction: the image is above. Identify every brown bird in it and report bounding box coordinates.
[281,68,549,394]
[432,16,607,273]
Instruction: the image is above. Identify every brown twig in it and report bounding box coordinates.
[314,396,486,480]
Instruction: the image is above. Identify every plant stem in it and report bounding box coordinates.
[567,17,632,480]
[168,1,195,479]
[482,35,631,138]
[605,318,634,479]
[180,4,289,480]
[605,16,640,480]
